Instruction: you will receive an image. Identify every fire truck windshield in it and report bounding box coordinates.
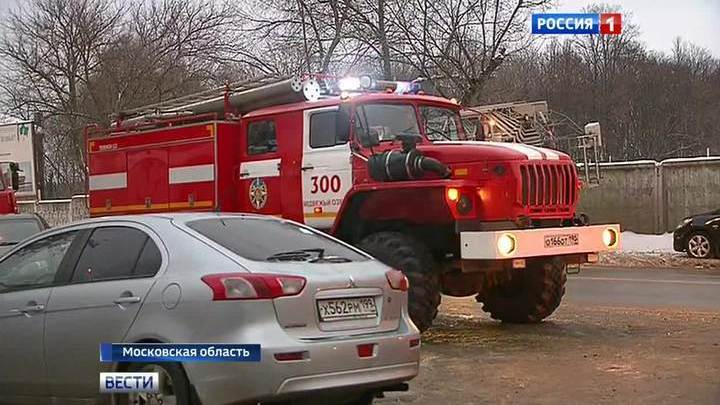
[419,105,464,141]
[355,103,421,141]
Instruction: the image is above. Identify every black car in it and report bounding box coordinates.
[0,213,49,256]
[673,209,720,259]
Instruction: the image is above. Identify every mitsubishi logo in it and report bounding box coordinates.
[347,276,357,288]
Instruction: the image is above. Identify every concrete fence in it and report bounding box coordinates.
[18,195,89,228]
[17,156,720,234]
[578,157,720,234]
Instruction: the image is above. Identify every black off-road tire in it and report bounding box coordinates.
[479,258,567,323]
[358,231,441,332]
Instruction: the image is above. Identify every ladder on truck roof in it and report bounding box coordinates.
[462,101,603,186]
[113,76,305,126]
[112,74,430,128]
[461,101,550,146]
[117,76,286,118]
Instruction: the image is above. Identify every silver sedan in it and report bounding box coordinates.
[0,213,420,405]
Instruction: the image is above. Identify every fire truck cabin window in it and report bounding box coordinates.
[355,104,420,141]
[310,111,345,148]
[247,120,277,155]
[420,106,459,141]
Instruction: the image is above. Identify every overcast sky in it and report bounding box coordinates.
[555,0,720,56]
[0,0,718,56]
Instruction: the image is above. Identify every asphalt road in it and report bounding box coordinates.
[566,266,720,310]
[377,266,720,405]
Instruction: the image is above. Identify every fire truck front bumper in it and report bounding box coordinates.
[460,224,621,260]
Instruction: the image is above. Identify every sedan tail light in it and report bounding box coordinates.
[385,270,409,291]
[201,273,306,300]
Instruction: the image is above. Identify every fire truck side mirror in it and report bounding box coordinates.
[9,162,20,191]
[336,110,350,143]
[357,127,380,148]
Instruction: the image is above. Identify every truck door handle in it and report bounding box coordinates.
[239,171,249,178]
[301,165,314,171]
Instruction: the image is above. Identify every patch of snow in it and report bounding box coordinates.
[0,114,30,125]
[619,231,675,253]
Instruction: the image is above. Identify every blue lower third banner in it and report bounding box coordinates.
[100,343,261,363]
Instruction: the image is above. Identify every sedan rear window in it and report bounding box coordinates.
[186,217,369,262]
[0,219,42,244]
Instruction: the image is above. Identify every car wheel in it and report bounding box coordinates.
[358,231,441,332]
[115,362,192,405]
[687,232,714,259]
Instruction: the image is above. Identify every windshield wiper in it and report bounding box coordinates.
[425,126,453,141]
[266,248,325,262]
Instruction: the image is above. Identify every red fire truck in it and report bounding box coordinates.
[0,162,20,214]
[86,76,619,331]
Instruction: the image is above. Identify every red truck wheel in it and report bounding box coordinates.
[358,231,441,332]
[479,258,567,323]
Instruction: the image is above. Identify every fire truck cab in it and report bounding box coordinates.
[0,162,20,214]
[87,76,619,331]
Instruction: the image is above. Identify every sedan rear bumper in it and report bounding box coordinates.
[186,324,420,405]
[460,224,621,260]
[276,361,418,395]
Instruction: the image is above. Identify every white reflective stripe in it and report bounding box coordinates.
[434,141,539,160]
[169,164,215,184]
[424,140,564,160]
[495,143,544,160]
[89,172,127,191]
[240,158,280,179]
[535,146,560,160]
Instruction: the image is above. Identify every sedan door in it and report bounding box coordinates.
[0,231,80,403]
[44,224,164,399]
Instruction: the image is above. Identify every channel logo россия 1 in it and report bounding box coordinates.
[532,13,622,35]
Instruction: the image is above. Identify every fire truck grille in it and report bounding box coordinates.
[519,162,576,212]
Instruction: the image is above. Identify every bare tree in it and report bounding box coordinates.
[0,0,123,195]
[389,0,551,103]
[0,0,246,196]
[239,0,356,75]
[89,0,241,119]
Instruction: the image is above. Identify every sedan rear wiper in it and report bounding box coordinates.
[266,248,325,262]
[0,241,18,246]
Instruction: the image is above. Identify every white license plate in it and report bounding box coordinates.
[317,297,377,322]
[544,233,580,248]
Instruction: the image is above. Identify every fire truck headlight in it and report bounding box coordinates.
[497,233,517,256]
[446,187,459,202]
[602,228,618,248]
